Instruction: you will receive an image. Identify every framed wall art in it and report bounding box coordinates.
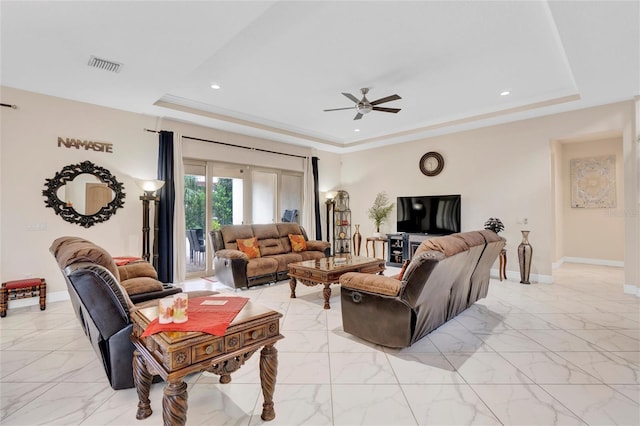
[570,155,616,208]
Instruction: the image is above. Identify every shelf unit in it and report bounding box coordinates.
[333,190,351,254]
[386,233,432,266]
[387,234,407,266]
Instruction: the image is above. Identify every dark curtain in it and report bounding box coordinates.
[157,131,174,283]
[312,156,321,239]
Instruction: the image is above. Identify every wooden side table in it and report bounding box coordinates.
[499,248,507,281]
[130,299,283,425]
[365,237,387,259]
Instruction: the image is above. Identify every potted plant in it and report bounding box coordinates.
[368,192,394,237]
[484,217,504,233]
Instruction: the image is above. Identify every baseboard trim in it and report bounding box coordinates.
[559,257,624,268]
[490,269,553,284]
[623,284,640,297]
[7,290,69,309]
[534,273,554,284]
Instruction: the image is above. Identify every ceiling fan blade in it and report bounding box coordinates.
[370,94,401,105]
[353,113,363,120]
[372,106,401,113]
[324,107,356,112]
[342,92,360,103]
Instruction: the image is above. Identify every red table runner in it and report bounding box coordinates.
[113,256,142,266]
[141,296,249,337]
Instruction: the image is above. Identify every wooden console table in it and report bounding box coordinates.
[130,299,283,426]
[365,237,387,259]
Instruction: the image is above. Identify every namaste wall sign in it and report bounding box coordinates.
[58,137,113,153]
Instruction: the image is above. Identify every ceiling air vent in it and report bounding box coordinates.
[87,55,123,73]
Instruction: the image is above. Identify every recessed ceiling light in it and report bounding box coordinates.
[210,83,221,89]
[354,129,360,132]
[500,90,511,96]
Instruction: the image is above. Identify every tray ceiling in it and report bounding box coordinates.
[1,1,638,152]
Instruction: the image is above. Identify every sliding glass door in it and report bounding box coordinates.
[211,164,245,228]
[251,170,303,224]
[280,173,303,223]
[184,163,207,276]
[183,160,301,278]
[252,170,277,223]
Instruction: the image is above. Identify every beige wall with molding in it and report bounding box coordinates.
[0,87,316,297]
[559,137,624,262]
[339,101,637,284]
[1,86,638,298]
[1,87,158,299]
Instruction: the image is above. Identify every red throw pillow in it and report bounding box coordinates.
[397,259,411,280]
[237,237,261,259]
[288,234,307,252]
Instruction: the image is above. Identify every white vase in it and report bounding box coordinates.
[373,232,383,238]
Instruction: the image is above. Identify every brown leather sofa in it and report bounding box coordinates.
[339,230,505,348]
[50,236,214,389]
[210,223,331,289]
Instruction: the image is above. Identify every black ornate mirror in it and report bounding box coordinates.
[42,160,126,228]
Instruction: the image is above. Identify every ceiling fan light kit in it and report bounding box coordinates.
[324,88,401,120]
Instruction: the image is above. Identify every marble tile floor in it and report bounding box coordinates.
[1,263,638,425]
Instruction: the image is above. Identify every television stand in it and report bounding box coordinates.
[386,233,433,267]
[387,234,405,266]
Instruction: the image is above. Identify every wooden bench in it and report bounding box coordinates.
[0,278,46,317]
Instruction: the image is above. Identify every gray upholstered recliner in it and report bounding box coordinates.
[339,231,505,348]
[281,209,298,222]
[50,236,214,389]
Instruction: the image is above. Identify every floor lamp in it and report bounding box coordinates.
[138,180,165,268]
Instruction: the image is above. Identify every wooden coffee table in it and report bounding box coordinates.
[130,299,283,426]
[289,255,385,309]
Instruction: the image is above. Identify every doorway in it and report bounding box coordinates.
[183,165,207,276]
[551,134,625,269]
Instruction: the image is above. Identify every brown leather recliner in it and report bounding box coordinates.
[210,223,330,289]
[50,236,215,389]
[339,231,505,348]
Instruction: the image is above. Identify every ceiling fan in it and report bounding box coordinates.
[324,88,401,120]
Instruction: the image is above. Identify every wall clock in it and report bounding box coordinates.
[419,151,444,176]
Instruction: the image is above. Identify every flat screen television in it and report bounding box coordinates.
[397,195,461,235]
